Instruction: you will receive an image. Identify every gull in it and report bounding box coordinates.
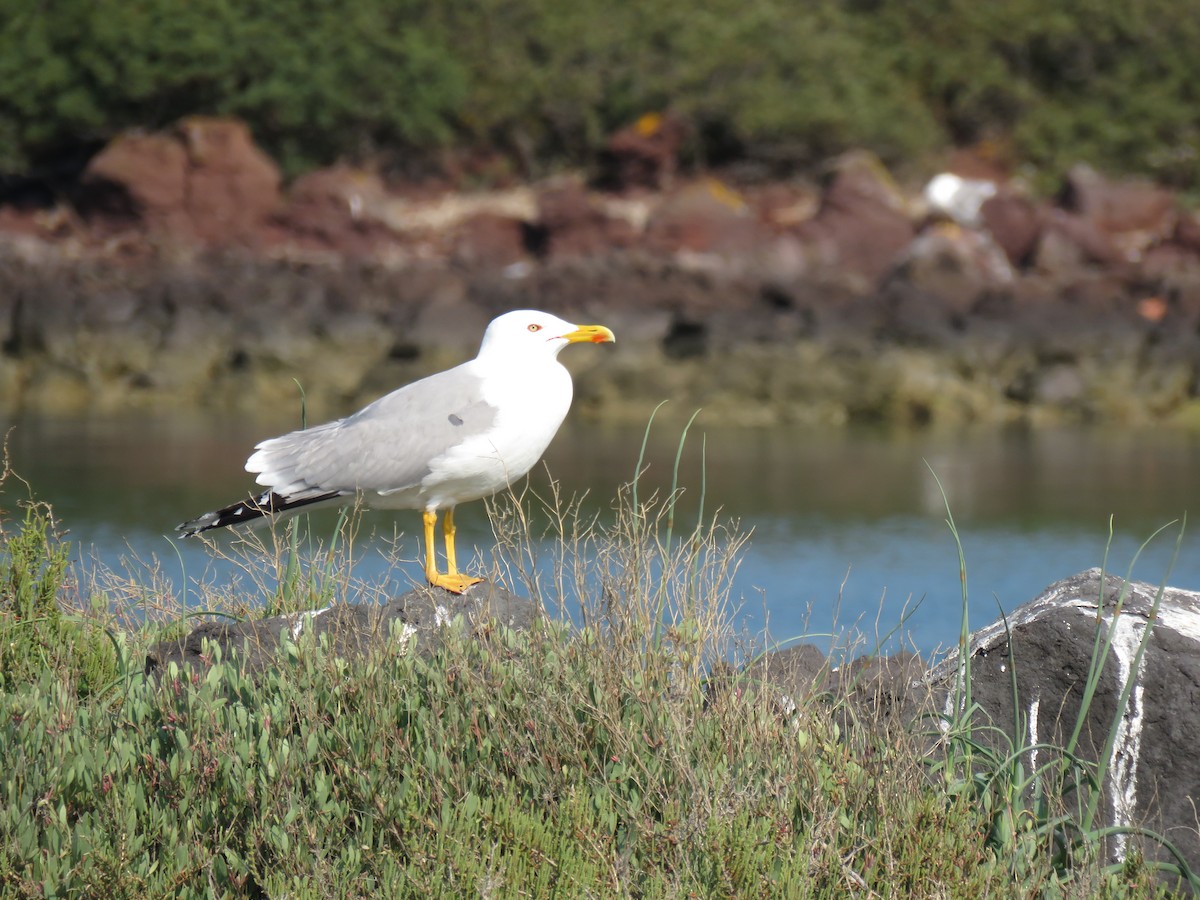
[178,309,615,592]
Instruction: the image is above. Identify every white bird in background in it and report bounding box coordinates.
[178,309,616,593]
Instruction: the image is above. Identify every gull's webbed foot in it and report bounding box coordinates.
[428,573,486,595]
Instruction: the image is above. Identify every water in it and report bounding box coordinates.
[4,411,1199,658]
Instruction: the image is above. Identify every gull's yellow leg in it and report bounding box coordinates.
[423,508,484,594]
[444,507,483,590]
[422,510,440,585]
[444,507,460,575]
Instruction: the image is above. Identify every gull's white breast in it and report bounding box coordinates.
[394,357,574,511]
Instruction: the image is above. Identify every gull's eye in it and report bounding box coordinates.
[527,323,542,332]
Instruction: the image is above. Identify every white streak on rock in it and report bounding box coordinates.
[289,605,332,640]
[435,605,450,628]
[1028,696,1040,775]
[1152,590,1200,644]
[1106,612,1148,860]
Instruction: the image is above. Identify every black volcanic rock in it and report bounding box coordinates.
[146,582,537,677]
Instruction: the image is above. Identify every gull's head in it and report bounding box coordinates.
[477,309,615,362]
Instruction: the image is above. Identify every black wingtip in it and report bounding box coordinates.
[177,490,343,536]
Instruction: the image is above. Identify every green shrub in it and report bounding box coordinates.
[0,0,466,176]
[856,0,1200,188]
[0,618,1016,897]
[436,0,939,173]
[0,497,118,697]
[2,0,1198,185]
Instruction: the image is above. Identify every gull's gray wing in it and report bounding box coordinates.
[247,364,498,496]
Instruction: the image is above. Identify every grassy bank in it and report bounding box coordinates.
[0,463,1182,897]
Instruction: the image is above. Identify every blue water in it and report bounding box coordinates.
[4,413,1198,659]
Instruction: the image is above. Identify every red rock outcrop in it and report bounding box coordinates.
[1061,163,1176,262]
[276,166,393,256]
[79,117,280,248]
[979,191,1043,267]
[451,213,529,268]
[644,179,764,255]
[536,181,636,258]
[792,151,916,285]
[599,111,688,191]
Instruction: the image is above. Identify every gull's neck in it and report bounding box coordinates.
[475,343,564,370]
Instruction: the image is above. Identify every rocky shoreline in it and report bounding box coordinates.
[4,117,1200,428]
[4,246,1200,429]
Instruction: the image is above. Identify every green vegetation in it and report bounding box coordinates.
[0,454,1188,897]
[1,0,1197,184]
[0,495,121,698]
[0,0,466,179]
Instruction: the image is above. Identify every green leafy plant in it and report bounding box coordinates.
[0,479,122,697]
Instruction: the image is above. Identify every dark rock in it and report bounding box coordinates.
[1059,273,1143,322]
[535,181,636,259]
[749,568,1200,880]
[661,317,708,358]
[598,111,688,191]
[451,213,529,269]
[994,273,1146,369]
[743,643,830,697]
[879,282,967,346]
[979,190,1043,267]
[839,651,927,720]
[1137,243,1200,282]
[1062,163,1176,242]
[739,641,929,738]
[145,582,537,676]
[1175,210,1200,255]
[0,231,1196,426]
[276,166,393,256]
[926,568,1200,874]
[406,295,491,359]
[887,224,1013,340]
[644,180,764,255]
[1035,209,1126,273]
[793,151,916,286]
